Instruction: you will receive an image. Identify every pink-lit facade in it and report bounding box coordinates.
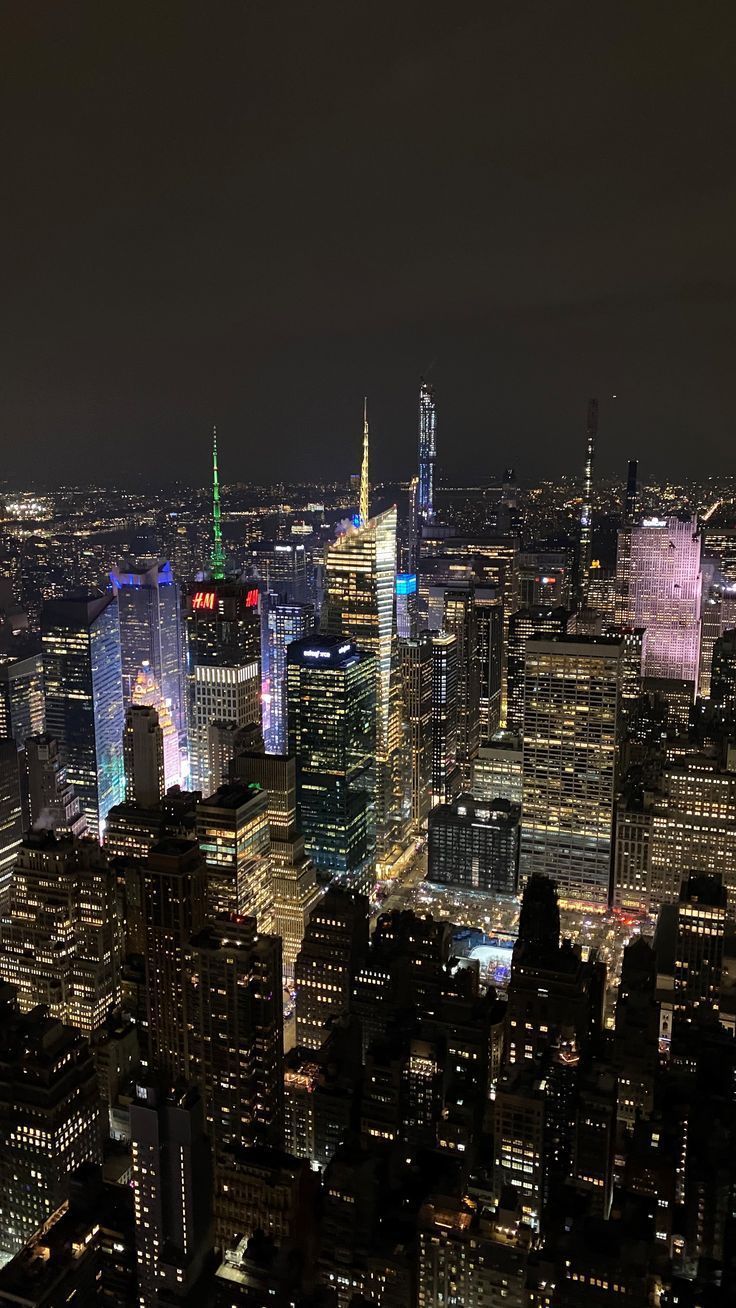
[616,515,702,687]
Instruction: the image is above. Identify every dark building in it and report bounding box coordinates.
[295,887,369,1051]
[711,628,736,718]
[427,793,519,894]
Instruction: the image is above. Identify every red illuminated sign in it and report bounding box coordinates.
[192,591,216,611]
[245,588,259,609]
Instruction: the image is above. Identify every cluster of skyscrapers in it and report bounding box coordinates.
[0,389,735,1304]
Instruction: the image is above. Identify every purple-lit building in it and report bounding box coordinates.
[615,515,702,690]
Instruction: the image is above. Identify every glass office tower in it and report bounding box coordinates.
[287,634,375,890]
[42,592,125,839]
[110,558,186,740]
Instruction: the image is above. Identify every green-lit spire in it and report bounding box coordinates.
[209,425,226,581]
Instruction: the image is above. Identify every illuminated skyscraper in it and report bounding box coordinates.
[287,635,375,889]
[395,572,418,639]
[399,634,432,826]
[520,635,624,908]
[294,886,369,1050]
[0,742,22,914]
[187,582,262,794]
[0,990,103,1256]
[615,515,702,689]
[712,628,736,717]
[430,631,460,806]
[109,557,186,741]
[576,397,597,608]
[443,587,481,787]
[324,507,403,856]
[506,607,570,734]
[42,592,125,840]
[131,662,181,789]
[264,598,314,753]
[196,781,273,926]
[475,585,503,740]
[0,650,44,749]
[0,831,123,1037]
[418,378,437,525]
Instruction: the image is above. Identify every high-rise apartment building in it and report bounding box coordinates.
[189,916,284,1151]
[264,598,314,754]
[42,592,125,839]
[294,887,369,1051]
[506,607,570,735]
[430,631,460,806]
[142,839,207,1080]
[110,558,186,739]
[287,635,375,890]
[130,1081,213,1307]
[1,831,123,1036]
[187,581,262,795]
[615,515,702,689]
[0,988,103,1256]
[0,742,22,914]
[399,634,432,826]
[196,781,273,926]
[0,650,44,749]
[324,507,404,856]
[520,636,624,908]
[123,704,165,809]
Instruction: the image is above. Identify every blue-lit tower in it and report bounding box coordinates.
[264,598,315,753]
[41,591,125,839]
[110,558,187,745]
[418,378,437,525]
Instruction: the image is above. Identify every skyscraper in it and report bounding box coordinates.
[0,743,21,915]
[131,662,181,789]
[430,630,460,805]
[0,991,103,1257]
[417,378,437,526]
[615,514,702,689]
[187,581,262,794]
[0,831,123,1037]
[196,781,273,925]
[189,915,284,1151]
[142,839,207,1080]
[294,886,369,1050]
[506,606,570,735]
[520,635,624,908]
[0,650,44,749]
[130,1081,213,1306]
[475,585,503,740]
[109,557,186,741]
[287,635,375,889]
[443,586,481,787]
[264,598,314,753]
[24,732,87,837]
[123,704,165,809]
[42,592,125,839]
[399,634,432,826]
[576,397,598,608]
[324,506,403,857]
[711,627,736,718]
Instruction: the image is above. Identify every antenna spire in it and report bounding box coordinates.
[209,425,226,581]
[359,397,370,527]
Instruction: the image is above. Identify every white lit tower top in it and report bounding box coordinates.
[418,379,437,525]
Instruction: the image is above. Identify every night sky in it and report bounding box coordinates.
[3,2,736,487]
